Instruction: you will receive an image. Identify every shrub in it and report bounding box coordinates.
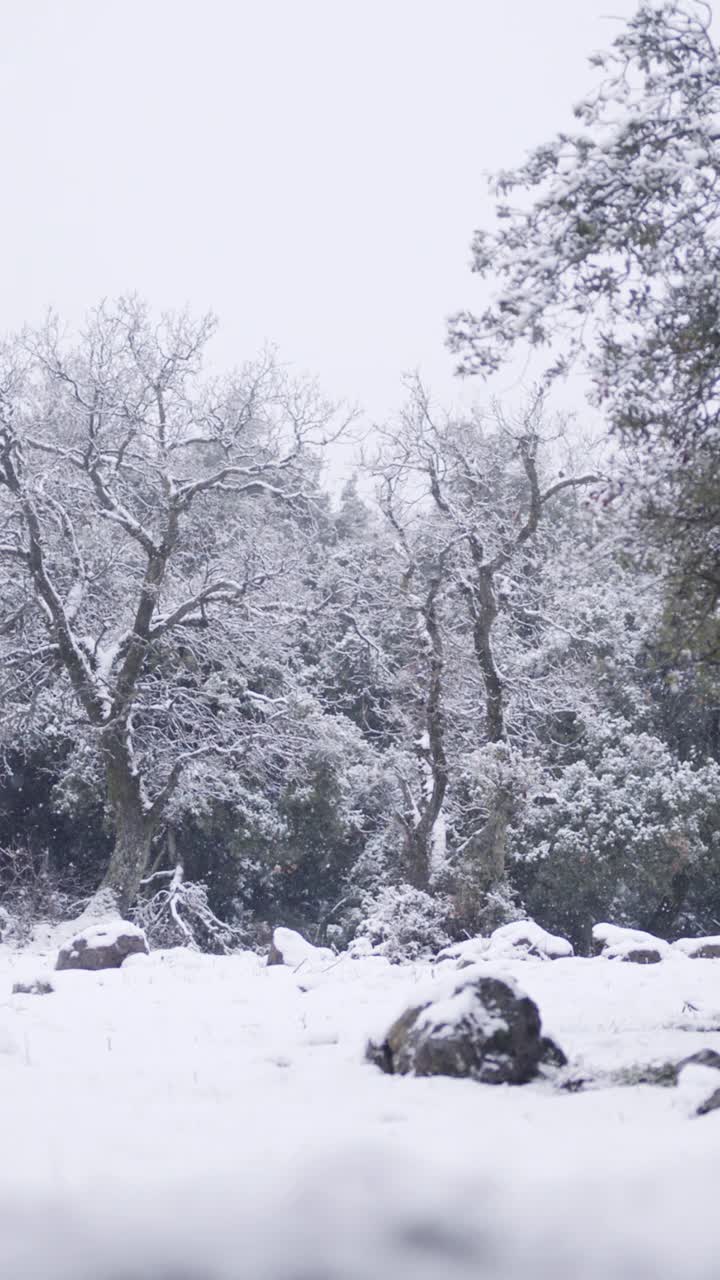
[354,883,452,962]
[513,730,720,949]
[133,870,242,954]
[0,843,77,944]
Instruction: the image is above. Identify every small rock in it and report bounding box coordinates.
[367,969,561,1085]
[618,947,664,965]
[615,1062,679,1087]
[56,920,149,971]
[12,977,54,995]
[673,936,720,960]
[538,1036,568,1071]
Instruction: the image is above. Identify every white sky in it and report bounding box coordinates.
[1,0,645,465]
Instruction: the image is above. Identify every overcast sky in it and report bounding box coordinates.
[2,0,646,463]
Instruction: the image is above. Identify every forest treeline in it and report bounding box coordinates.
[1,2,719,955]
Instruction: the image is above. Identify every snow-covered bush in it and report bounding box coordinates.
[353,883,452,962]
[173,709,383,943]
[0,844,77,944]
[454,875,525,937]
[514,729,720,949]
[133,870,241,954]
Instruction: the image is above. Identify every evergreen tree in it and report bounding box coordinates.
[449,1,720,664]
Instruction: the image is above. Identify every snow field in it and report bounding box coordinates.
[1,939,720,1279]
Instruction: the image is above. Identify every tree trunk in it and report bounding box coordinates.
[399,766,445,892]
[471,565,505,745]
[402,811,439,892]
[457,777,513,932]
[456,561,511,920]
[645,867,690,940]
[477,779,513,890]
[402,824,431,892]
[400,576,448,892]
[99,734,154,915]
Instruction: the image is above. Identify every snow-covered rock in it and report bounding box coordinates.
[611,944,665,965]
[592,923,662,953]
[55,920,149,972]
[592,923,670,964]
[367,966,565,1084]
[487,921,574,961]
[267,927,334,969]
[434,935,489,967]
[673,936,720,960]
[12,975,54,995]
[436,920,573,967]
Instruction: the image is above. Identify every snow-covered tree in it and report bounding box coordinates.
[374,383,600,922]
[514,724,720,947]
[0,299,345,910]
[449,1,720,663]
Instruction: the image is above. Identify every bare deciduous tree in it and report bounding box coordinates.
[377,381,600,921]
[0,299,346,911]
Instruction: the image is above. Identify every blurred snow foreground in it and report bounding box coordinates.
[2,921,720,1280]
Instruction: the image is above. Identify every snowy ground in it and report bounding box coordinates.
[2,928,720,1280]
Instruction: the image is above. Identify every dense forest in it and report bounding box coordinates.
[1,0,720,958]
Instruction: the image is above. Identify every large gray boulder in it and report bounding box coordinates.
[56,920,149,971]
[367,969,565,1084]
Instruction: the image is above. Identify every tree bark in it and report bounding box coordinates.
[400,575,448,891]
[100,732,155,915]
[455,772,514,932]
[645,867,690,940]
[471,564,505,744]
